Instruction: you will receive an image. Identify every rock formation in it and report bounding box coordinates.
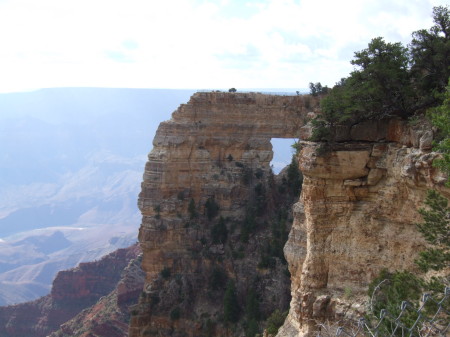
[49,251,145,337]
[130,92,314,336]
[279,119,449,336]
[132,91,449,337]
[137,92,312,280]
[0,244,142,337]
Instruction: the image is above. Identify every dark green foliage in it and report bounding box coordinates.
[415,190,450,271]
[245,319,259,337]
[242,167,253,185]
[309,82,329,96]
[255,168,264,179]
[311,7,450,140]
[258,253,276,269]
[211,217,228,244]
[223,280,240,323]
[258,210,290,269]
[188,198,197,219]
[245,288,260,321]
[254,183,267,216]
[240,209,256,243]
[154,204,161,219]
[170,307,181,320]
[429,81,450,185]
[209,265,228,290]
[265,309,287,335]
[160,267,171,279]
[231,244,245,259]
[410,6,450,106]
[227,154,233,161]
[349,37,412,119]
[368,270,424,335]
[229,88,237,93]
[150,294,160,307]
[319,37,413,126]
[286,155,302,197]
[205,197,220,220]
[204,318,215,337]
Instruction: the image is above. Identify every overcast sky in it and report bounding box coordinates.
[0,0,447,93]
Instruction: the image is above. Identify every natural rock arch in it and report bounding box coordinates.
[137,92,315,279]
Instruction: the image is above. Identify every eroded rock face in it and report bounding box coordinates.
[133,92,449,337]
[279,130,449,336]
[49,252,145,337]
[0,244,141,337]
[136,92,313,281]
[131,92,315,336]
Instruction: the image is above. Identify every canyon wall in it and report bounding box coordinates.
[131,92,314,336]
[279,119,449,336]
[132,92,449,337]
[0,244,141,337]
[137,92,312,281]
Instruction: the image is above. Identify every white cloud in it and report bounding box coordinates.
[0,0,447,93]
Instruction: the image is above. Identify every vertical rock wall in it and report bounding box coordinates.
[131,92,314,336]
[279,120,449,336]
[132,92,448,336]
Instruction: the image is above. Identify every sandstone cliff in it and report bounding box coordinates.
[130,92,315,336]
[278,119,449,336]
[0,244,142,337]
[132,92,448,337]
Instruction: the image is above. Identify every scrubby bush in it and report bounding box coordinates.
[205,197,220,220]
[211,217,228,244]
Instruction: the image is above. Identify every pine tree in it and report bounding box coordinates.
[416,190,450,271]
[429,80,450,185]
[223,280,240,323]
[188,198,197,219]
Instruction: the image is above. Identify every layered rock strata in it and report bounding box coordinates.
[0,244,141,337]
[49,253,145,337]
[131,92,316,336]
[279,119,449,336]
[137,92,313,280]
[133,92,448,336]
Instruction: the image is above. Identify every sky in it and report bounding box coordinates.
[0,0,448,93]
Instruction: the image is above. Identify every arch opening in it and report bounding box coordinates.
[270,138,297,174]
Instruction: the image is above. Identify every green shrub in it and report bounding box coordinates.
[242,167,253,185]
[170,307,181,320]
[205,197,220,220]
[245,319,259,337]
[415,189,450,271]
[245,288,260,321]
[211,217,228,244]
[209,265,228,290]
[223,280,240,323]
[153,204,161,219]
[188,198,198,219]
[368,270,423,336]
[160,267,171,279]
[265,309,287,335]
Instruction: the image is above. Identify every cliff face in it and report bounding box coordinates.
[0,244,141,337]
[279,119,449,336]
[132,92,448,336]
[131,92,315,336]
[49,252,145,337]
[137,92,313,280]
